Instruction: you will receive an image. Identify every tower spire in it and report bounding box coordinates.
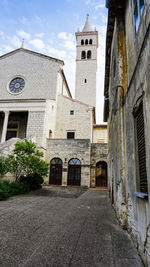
[82,14,93,32]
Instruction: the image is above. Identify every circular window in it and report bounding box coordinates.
[9,77,25,94]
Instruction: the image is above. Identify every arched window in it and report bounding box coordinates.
[89,39,92,44]
[81,39,84,45]
[67,158,81,186]
[81,51,86,59]
[85,39,88,45]
[87,50,91,59]
[69,158,81,165]
[49,157,62,185]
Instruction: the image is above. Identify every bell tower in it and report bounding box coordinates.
[75,14,98,107]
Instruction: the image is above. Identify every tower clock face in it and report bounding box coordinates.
[9,77,25,93]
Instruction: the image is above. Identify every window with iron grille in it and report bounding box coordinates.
[134,101,148,194]
[132,0,145,33]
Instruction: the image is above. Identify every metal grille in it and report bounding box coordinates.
[68,159,81,186]
[136,103,148,194]
[50,158,62,185]
[67,165,81,186]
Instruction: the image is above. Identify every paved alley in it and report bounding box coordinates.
[0,188,143,267]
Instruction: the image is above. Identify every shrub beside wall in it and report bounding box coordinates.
[0,139,49,200]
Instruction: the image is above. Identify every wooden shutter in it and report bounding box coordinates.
[135,102,148,193]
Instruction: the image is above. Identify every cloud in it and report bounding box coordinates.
[63,41,75,51]
[10,35,21,48]
[35,33,45,38]
[85,0,105,10]
[3,45,14,53]
[95,3,105,10]
[0,31,4,37]
[58,32,74,41]
[58,32,75,51]
[29,39,46,51]
[19,16,29,25]
[47,45,66,60]
[16,30,30,40]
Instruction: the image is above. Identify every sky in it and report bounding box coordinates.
[0,0,108,123]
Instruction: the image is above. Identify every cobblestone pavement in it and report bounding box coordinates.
[0,187,143,267]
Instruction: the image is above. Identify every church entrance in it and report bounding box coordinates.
[95,161,107,187]
[49,158,62,185]
[67,158,81,186]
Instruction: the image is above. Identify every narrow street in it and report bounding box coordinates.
[0,188,143,267]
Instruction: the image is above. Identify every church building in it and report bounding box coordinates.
[0,15,108,188]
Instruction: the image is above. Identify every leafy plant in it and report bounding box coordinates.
[7,139,49,182]
[0,156,9,178]
[20,173,43,190]
[0,180,30,200]
[0,181,10,200]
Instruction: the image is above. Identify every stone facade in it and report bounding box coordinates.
[104,0,150,265]
[90,143,108,187]
[46,139,91,187]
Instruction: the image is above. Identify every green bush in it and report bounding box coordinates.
[7,139,49,181]
[20,173,43,190]
[9,182,30,196]
[0,157,9,178]
[0,180,30,200]
[0,181,10,200]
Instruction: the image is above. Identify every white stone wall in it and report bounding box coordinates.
[75,32,98,107]
[26,111,46,146]
[57,71,71,98]
[54,95,93,140]
[75,60,97,107]
[0,50,62,100]
[93,127,108,143]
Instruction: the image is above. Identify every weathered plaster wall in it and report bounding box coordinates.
[107,1,150,265]
[123,1,150,265]
[93,127,107,143]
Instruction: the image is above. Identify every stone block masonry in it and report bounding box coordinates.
[46,139,91,187]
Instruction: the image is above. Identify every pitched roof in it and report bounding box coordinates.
[0,47,64,65]
[82,14,93,32]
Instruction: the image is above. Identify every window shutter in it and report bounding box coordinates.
[136,103,148,193]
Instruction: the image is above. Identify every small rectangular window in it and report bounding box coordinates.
[70,110,74,115]
[134,102,148,194]
[67,132,75,139]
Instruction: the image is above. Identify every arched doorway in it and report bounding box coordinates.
[67,158,81,186]
[49,158,62,185]
[96,161,107,187]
